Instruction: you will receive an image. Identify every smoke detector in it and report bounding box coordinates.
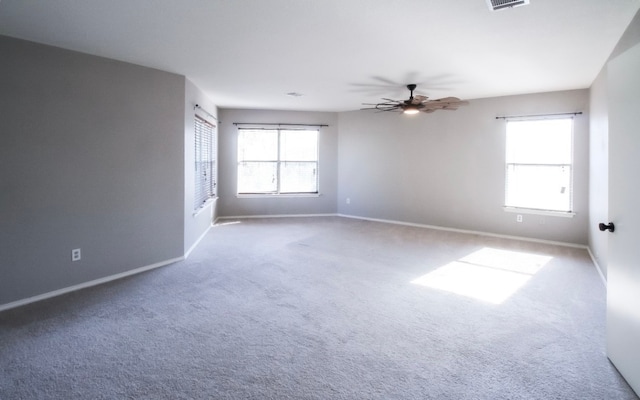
[486,0,529,11]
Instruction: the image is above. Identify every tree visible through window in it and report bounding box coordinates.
[237,128,318,195]
[505,118,573,213]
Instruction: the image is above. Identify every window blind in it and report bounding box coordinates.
[194,115,216,210]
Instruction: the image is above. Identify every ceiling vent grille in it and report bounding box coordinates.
[486,0,529,11]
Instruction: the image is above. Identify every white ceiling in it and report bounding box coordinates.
[1,0,638,112]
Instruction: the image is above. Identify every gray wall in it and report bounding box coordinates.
[184,79,218,253]
[6,12,639,305]
[338,90,590,245]
[217,109,338,217]
[0,36,185,305]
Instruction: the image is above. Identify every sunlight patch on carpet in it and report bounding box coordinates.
[411,248,552,304]
[215,220,242,226]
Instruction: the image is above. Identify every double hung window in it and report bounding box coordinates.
[237,128,319,195]
[504,117,573,213]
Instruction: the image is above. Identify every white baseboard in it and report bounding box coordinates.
[337,213,588,249]
[2,221,215,312]
[0,256,184,313]
[1,213,593,312]
[184,223,213,259]
[217,212,587,249]
[587,247,607,287]
[217,213,338,221]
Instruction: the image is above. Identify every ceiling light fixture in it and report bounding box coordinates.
[403,106,420,115]
[362,84,468,115]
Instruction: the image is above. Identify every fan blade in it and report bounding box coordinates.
[432,96,460,102]
[360,102,403,112]
[422,102,446,108]
[362,105,394,110]
[420,104,448,112]
[362,101,400,107]
[363,91,468,114]
[431,97,469,106]
[362,106,396,113]
[421,98,469,109]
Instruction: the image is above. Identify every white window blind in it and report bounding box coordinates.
[237,128,318,195]
[505,117,573,213]
[194,115,216,210]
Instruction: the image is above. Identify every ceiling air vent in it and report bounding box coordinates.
[486,0,529,11]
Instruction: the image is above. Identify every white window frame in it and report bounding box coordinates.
[503,116,575,217]
[236,127,319,196]
[194,115,217,211]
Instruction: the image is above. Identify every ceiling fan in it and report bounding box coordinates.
[362,84,468,115]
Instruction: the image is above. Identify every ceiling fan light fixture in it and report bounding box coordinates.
[403,107,420,115]
[361,84,468,116]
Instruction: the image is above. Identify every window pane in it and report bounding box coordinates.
[280,162,318,193]
[238,129,278,161]
[505,164,571,212]
[238,162,277,193]
[280,130,318,161]
[236,127,320,195]
[506,119,572,164]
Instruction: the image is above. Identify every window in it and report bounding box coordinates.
[194,115,216,210]
[505,117,573,213]
[237,128,319,195]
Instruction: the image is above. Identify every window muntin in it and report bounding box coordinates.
[194,115,217,210]
[505,118,573,213]
[237,128,318,195]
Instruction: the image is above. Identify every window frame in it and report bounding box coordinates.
[503,116,575,217]
[236,126,320,197]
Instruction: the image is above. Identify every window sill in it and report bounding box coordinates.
[503,206,575,218]
[237,193,321,199]
[193,197,217,217]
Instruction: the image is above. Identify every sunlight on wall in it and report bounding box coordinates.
[411,248,552,304]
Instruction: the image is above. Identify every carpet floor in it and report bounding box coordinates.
[1,216,637,399]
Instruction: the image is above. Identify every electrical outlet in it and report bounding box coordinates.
[516,214,523,223]
[71,248,81,262]
[346,198,351,204]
